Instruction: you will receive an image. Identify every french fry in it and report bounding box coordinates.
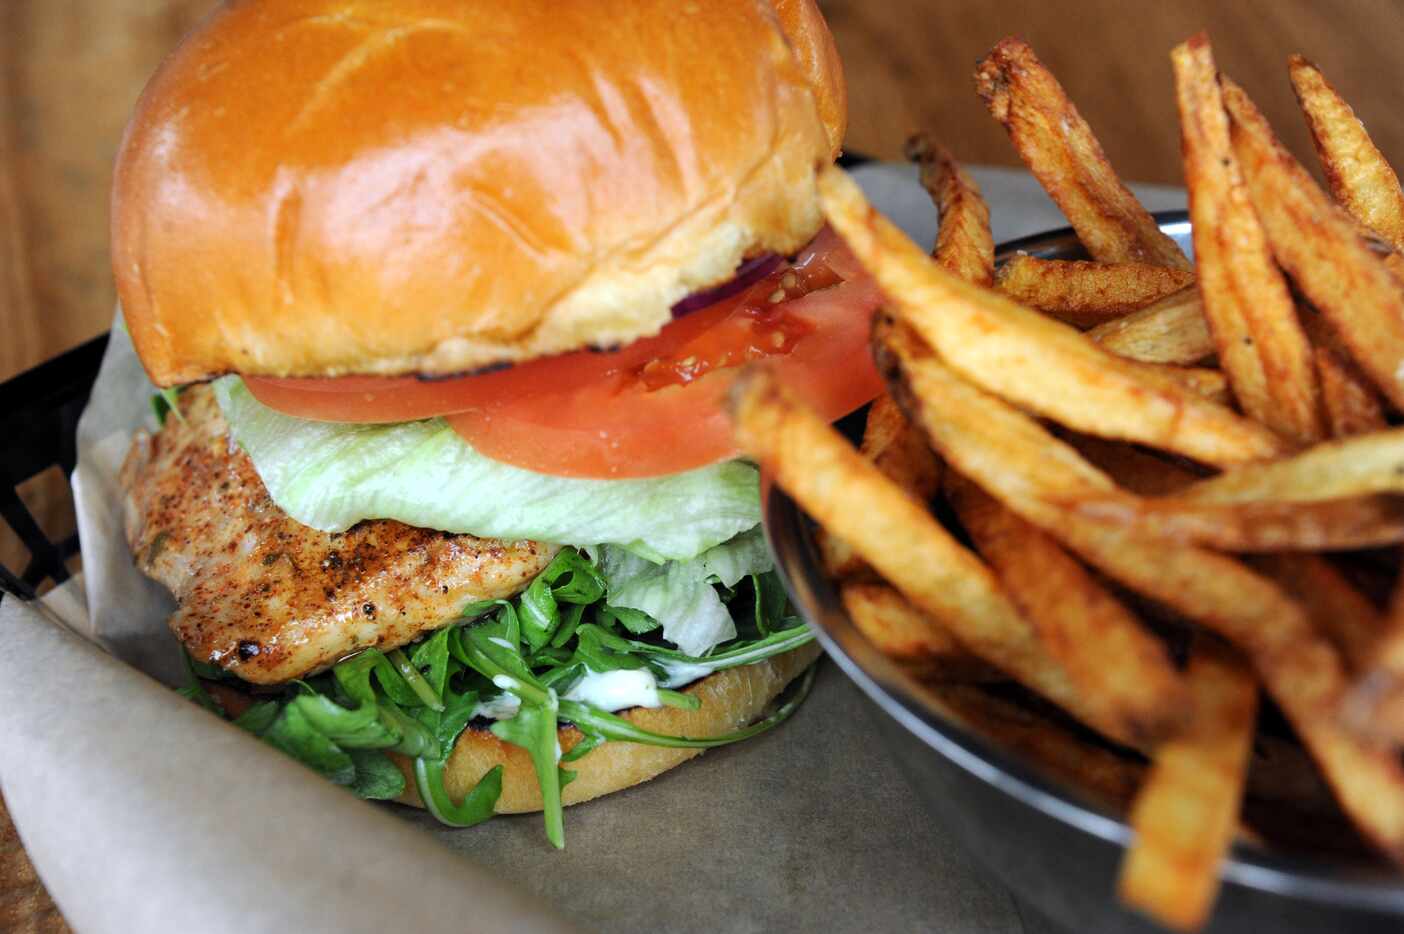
[1125,362,1230,406]
[995,255,1195,328]
[1252,554,1383,672]
[840,582,998,682]
[818,391,944,579]
[729,366,1152,748]
[1180,428,1404,504]
[815,527,866,579]
[1315,345,1390,438]
[1298,307,1389,438]
[907,134,994,287]
[1343,579,1404,744]
[820,166,1286,468]
[1087,286,1214,365]
[1224,76,1404,412]
[946,473,1186,746]
[1118,642,1257,933]
[973,37,1191,269]
[860,393,943,502]
[1289,54,1404,250]
[1066,434,1201,496]
[1173,36,1324,443]
[875,319,1404,860]
[924,683,1146,812]
[1069,491,1404,552]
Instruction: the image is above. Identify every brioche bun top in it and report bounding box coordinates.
[112,0,846,387]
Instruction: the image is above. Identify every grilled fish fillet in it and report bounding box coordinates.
[120,386,556,684]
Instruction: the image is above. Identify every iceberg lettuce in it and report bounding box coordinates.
[598,528,772,655]
[213,377,759,562]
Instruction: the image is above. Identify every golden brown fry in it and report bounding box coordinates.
[1173,36,1324,443]
[1086,286,1214,365]
[946,473,1186,747]
[1182,428,1404,504]
[974,37,1191,269]
[1252,554,1384,673]
[1315,345,1390,438]
[729,366,1143,746]
[876,320,1404,861]
[1069,491,1404,552]
[1289,54,1404,250]
[1297,307,1390,438]
[1066,434,1201,496]
[1124,362,1229,406]
[924,683,1146,811]
[840,582,998,682]
[819,392,944,580]
[995,255,1195,328]
[1118,642,1257,933]
[1224,76,1404,412]
[859,393,943,502]
[820,166,1286,468]
[1343,577,1404,744]
[907,134,994,286]
[815,527,865,579]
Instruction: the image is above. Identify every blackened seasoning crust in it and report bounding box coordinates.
[120,386,556,684]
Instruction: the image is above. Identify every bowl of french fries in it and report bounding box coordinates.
[733,33,1404,933]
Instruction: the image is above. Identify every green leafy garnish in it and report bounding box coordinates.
[175,541,815,847]
[150,386,186,426]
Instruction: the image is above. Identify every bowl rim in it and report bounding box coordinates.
[762,209,1404,913]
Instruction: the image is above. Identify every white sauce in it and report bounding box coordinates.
[471,692,521,721]
[657,660,716,690]
[564,668,662,712]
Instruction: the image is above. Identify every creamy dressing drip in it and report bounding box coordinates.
[563,668,662,711]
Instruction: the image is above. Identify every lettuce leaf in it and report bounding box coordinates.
[598,528,773,655]
[213,376,760,562]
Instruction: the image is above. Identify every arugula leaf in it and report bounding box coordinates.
[549,602,588,648]
[150,386,185,427]
[752,571,790,637]
[596,604,659,636]
[177,650,224,715]
[262,702,356,785]
[288,692,400,749]
[349,749,407,800]
[414,759,503,828]
[333,649,423,709]
[431,689,481,758]
[454,618,566,848]
[233,700,280,734]
[490,700,564,848]
[571,624,648,675]
[560,732,605,763]
[409,627,454,700]
[558,663,816,749]
[520,549,608,651]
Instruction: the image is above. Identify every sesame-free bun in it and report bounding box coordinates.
[112,0,846,387]
[390,642,821,813]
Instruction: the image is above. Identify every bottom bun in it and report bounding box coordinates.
[390,642,822,813]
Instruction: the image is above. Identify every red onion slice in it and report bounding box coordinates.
[671,253,784,317]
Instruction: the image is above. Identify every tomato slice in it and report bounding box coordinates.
[244,226,883,479]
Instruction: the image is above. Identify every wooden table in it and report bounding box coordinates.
[3,1,1403,928]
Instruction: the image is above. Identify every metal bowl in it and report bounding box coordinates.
[763,212,1404,932]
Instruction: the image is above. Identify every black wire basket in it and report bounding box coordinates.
[0,333,109,601]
